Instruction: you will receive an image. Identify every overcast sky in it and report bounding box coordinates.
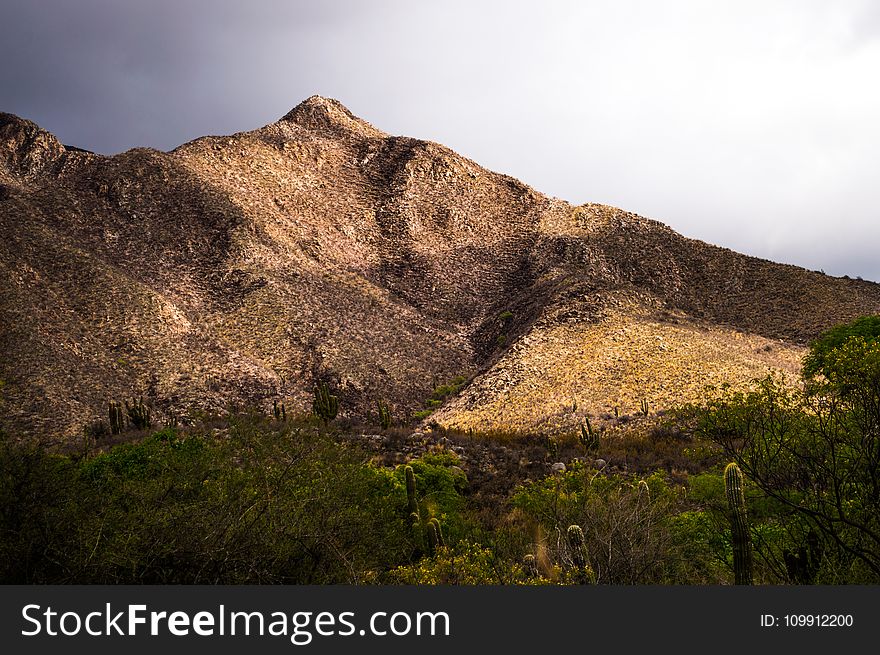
[3,0,879,281]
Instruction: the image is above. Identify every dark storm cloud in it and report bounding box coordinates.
[2,0,879,282]
[0,0,367,151]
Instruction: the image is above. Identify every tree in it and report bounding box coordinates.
[696,318,880,582]
[802,314,880,378]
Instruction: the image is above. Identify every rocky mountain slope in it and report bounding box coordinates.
[2,96,879,441]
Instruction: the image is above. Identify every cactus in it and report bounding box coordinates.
[545,435,559,459]
[640,398,649,416]
[377,399,392,430]
[312,381,338,423]
[613,405,619,420]
[724,462,753,585]
[426,520,440,554]
[410,511,424,554]
[404,465,428,555]
[429,517,445,548]
[108,400,125,435]
[579,417,599,454]
[402,465,445,557]
[566,524,596,584]
[523,553,538,578]
[783,530,821,584]
[273,399,286,421]
[404,465,419,516]
[125,397,151,430]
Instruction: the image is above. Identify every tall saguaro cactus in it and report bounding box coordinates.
[566,524,596,584]
[724,462,754,585]
[377,399,392,430]
[312,381,338,423]
[405,465,419,517]
[108,400,125,435]
[125,397,151,430]
[429,517,445,549]
[579,417,599,454]
[402,464,447,557]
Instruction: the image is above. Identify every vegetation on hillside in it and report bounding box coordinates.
[1,316,878,584]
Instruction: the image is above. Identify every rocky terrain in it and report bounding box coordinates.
[2,96,879,442]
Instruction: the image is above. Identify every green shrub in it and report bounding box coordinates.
[413,376,468,421]
[388,541,533,585]
[803,315,880,378]
[694,330,880,583]
[1,417,412,583]
[395,452,467,544]
[513,465,682,583]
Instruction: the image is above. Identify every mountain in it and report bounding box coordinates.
[2,96,879,442]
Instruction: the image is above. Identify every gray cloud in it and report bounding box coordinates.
[2,0,878,281]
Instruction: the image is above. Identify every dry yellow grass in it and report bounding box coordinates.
[433,299,805,434]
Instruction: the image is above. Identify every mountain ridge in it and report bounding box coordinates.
[2,96,879,441]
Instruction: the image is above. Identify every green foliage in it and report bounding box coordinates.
[396,453,468,552]
[432,376,467,401]
[724,462,753,585]
[679,469,817,584]
[695,340,880,582]
[388,541,535,585]
[413,376,468,420]
[0,435,81,583]
[312,381,338,423]
[1,418,411,583]
[810,334,880,402]
[667,509,729,584]
[15,314,880,586]
[513,466,681,583]
[403,453,466,515]
[803,315,880,378]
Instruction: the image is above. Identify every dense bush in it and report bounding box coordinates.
[1,417,413,583]
[388,541,534,585]
[512,465,687,584]
[4,316,878,585]
[802,314,880,378]
[694,319,880,583]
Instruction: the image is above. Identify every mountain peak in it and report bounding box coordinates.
[0,112,66,177]
[2,103,879,443]
[280,95,387,139]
